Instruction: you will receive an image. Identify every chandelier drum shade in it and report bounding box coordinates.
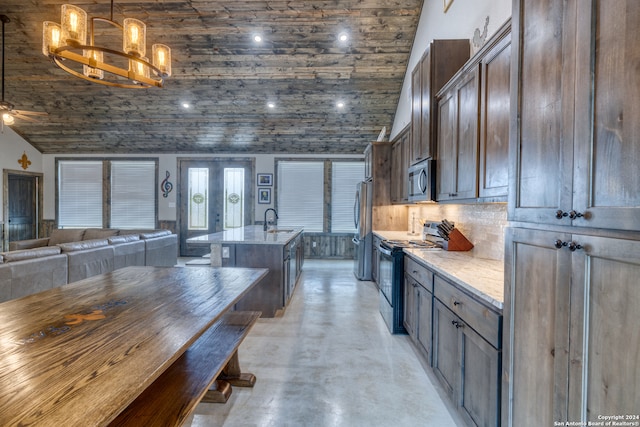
[43,1,171,89]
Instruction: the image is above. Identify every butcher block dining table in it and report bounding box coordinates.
[0,265,268,426]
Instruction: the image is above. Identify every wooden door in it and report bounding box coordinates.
[454,68,480,200]
[436,88,457,201]
[403,273,416,338]
[567,234,640,422]
[178,159,253,256]
[415,49,432,163]
[416,285,433,364]
[571,0,640,231]
[433,299,460,400]
[460,322,500,427]
[411,62,422,165]
[390,138,402,204]
[508,0,575,224]
[503,227,572,427]
[479,28,511,199]
[7,174,38,244]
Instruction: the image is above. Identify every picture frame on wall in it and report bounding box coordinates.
[444,0,453,12]
[258,188,271,204]
[257,173,273,186]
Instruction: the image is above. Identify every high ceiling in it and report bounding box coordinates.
[0,1,422,155]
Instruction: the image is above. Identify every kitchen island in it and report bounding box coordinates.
[186,225,304,317]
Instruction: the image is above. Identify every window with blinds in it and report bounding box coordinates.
[110,161,156,229]
[331,162,364,232]
[58,160,103,228]
[277,161,324,232]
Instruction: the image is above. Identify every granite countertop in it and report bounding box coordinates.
[186,225,303,246]
[374,230,504,311]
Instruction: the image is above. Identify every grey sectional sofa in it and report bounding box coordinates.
[0,228,177,304]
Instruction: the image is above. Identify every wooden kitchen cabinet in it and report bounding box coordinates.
[411,40,470,166]
[404,256,434,363]
[435,21,511,203]
[509,0,640,231]
[390,125,410,204]
[478,23,511,199]
[436,68,479,201]
[503,227,640,426]
[504,2,640,426]
[433,274,502,427]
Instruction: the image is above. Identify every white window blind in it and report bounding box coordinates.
[110,161,156,229]
[58,160,103,228]
[277,161,324,232]
[331,162,364,232]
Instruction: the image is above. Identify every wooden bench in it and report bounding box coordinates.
[109,310,261,426]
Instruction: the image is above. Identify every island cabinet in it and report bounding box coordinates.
[403,255,434,362]
[435,20,511,203]
[411,40,470,166]
[504,1,640,426]
[433,275,502,427]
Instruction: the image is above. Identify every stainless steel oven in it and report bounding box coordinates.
[377,238,442,334]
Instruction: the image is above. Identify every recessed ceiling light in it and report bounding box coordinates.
[267,102,276,109]
[336,101,345,109]
[253,34,263,43]
[182,102,190,109]
[338,32,349,42]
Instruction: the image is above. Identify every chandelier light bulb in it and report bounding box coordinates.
[42,21,62,56]
[61,4,87,45]
[2,113,15,126]
[123,18,146,57]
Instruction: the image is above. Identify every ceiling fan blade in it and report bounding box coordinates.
[13,109,48,116]
[11,113,40,123]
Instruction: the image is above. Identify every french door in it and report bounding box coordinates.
[178,159,253,256]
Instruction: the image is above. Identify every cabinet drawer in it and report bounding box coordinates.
[434,275,501,348]
[404,256,434,290]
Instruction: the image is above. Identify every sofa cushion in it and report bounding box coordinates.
[58,238,109,252]
[84,228,119,240]
[2,246,62,262]
[9,237,50,251]
[48,229,86,246]
[108,234,141,245]
[140,230,172,239]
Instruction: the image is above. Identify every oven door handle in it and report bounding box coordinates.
[378,245,393,257]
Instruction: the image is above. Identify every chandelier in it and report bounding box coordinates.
[42,1,171,88]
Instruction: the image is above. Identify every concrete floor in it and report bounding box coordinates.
[185,259,462,427]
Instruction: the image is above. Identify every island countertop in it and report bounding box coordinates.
[186,225,304,246]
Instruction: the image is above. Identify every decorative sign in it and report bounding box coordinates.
[161,170,173,198]
[18,152,31,170]
[228,193,241,204]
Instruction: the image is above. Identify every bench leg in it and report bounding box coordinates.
[202,350,256,404]
[218,350,256,388]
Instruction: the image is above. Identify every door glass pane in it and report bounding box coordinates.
[188,168,208,230]
[224,168,244,230]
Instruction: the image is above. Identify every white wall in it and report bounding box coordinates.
[390,0,511,140]
[0,126,43,223]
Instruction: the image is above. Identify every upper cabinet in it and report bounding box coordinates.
[391,125,410,204]
[435,21,512,202]
[509,0,640,231]
[411,40,470,166]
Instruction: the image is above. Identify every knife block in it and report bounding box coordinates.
[443,229,474,251]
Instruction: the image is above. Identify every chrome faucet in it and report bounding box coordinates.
[263,208,278,231]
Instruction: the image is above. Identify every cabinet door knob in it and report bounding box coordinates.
[568,241,583,252]
[555,210,569,219]
[453,300,461,306]
[569,210,584,219]
[554,240,566,249]
[451,320,464,329]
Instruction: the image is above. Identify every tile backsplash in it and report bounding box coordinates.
[408,203,507,261]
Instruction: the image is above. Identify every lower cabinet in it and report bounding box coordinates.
[404,254,502,427]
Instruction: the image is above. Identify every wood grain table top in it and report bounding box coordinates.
[0,266,268,427]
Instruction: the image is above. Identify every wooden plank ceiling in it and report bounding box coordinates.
[0,1,422,154]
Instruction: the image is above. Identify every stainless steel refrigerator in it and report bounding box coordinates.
[353,180,372,280]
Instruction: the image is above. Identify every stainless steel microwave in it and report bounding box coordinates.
[408,159,434,203]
